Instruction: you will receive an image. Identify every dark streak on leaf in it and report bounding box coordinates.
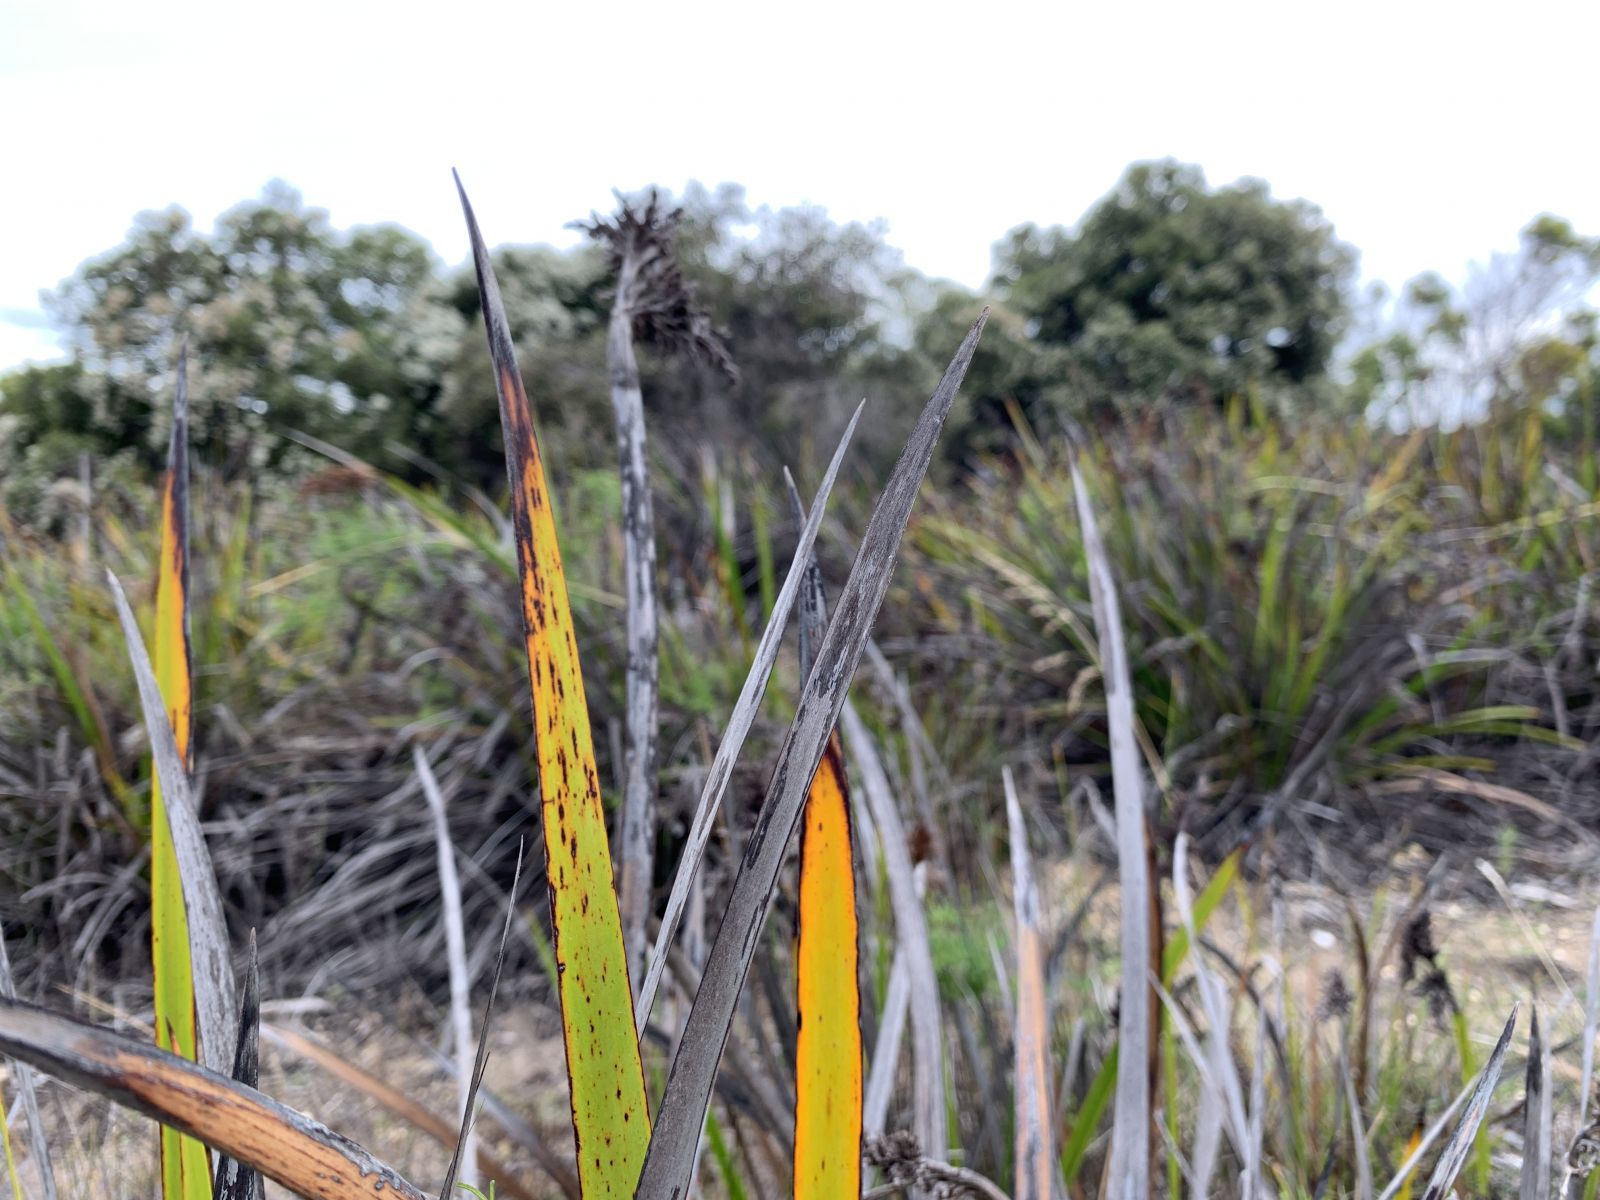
[213,930,261,1200]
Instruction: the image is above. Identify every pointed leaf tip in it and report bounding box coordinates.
[635,316,984,1200]
[453,177,517,374]
[1419,1006,1518,1200]
[459,185,651,1197]
[634,400,862,1035]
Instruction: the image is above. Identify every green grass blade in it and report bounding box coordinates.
[705,1109,748,1200]
[1061,1045,1117,1185]
[1061,844,1236,1188]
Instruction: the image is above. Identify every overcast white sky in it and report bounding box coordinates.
[3,0,1598,371]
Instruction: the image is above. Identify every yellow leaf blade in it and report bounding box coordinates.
[794,733,862,1200]
[150,349,208,1200]
[456,178,651,1197]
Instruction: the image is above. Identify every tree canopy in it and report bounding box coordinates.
[1348,214,1600,433]
[46,183,459,475]
[6,163,1594,521]
[3,179,943,502]
[994,160,1358,419]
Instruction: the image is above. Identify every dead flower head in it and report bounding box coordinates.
[1415,967,1459,1029]
[1401,908,1440,985]
[1317,969,1352,1023]
[574,190,737,380]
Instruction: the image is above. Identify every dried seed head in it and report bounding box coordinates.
[1317,969,1353,1023]
[865,1131,923,1184]
[1569,1117,1600,1177]
[1415,967,1458,1028]
[1401,908,1439,985]
[575,190,737,380]
[908,823,933,867]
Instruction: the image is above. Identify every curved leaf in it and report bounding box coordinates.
[109,572,236,1080]
[0,1000,425,1200]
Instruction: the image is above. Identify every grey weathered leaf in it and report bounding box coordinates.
[1375,1078,1472,1200]
[1521,1005,1551,1200]
[0,925,57,1200]
[602,229,662,1001]
[1071,460,1151,1200]
[1005,767,1052,1200]
[415,748,478,1193]
[1341,1044,1374,1200]
[437,844,524,1200]
[843,699,946,1169]
[634,311,988,1200]
[1581,906,1600,1124]
[108,571,237,1073]
[863,947,912,1144]
[1419,1007,1518,1200]
[784,469,830,679]
[634,399,865,1037]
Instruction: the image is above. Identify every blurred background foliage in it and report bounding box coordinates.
[7,159,1596,509]
[0,161,1498,507]
[3,157,1600,993]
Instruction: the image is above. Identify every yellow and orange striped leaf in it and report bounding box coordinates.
[789,478,863,1200]
[150,347,209,1200]
[455,175,651,1198]
[794,731,862,1200]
